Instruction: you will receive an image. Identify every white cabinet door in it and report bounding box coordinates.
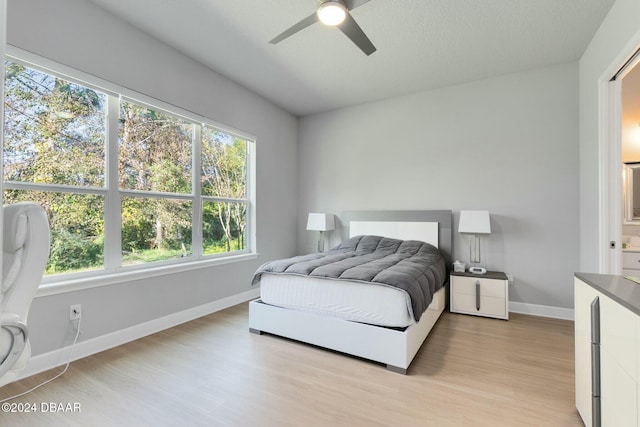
[623,251,640,271]
[601,347,637,427]
[598,286,638,426]
[600,293,637,381]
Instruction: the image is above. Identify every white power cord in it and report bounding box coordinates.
[0,316,82,403]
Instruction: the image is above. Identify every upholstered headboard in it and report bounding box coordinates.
[341,210,453,273]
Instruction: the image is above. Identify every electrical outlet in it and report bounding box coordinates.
[69,304,81,321]
[507,274,514,285]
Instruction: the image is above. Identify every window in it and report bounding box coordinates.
[4,61,107,275]
[3,56,255,282]
[119,100,195,266]
[201,125,249,255]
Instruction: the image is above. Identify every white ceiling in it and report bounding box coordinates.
[86,0,615,116]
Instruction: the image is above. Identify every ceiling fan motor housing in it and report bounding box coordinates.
[317,0,348,26]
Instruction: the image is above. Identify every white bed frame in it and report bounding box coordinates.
[249,210,453,374]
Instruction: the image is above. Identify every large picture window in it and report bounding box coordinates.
[3,56,255,282]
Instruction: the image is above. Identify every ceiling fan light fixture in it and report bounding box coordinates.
[317,1,347,26]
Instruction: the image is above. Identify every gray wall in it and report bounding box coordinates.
[579,0,640,272]
[8,0,298,355]
[298,62,580,309]
[11,0,627,355]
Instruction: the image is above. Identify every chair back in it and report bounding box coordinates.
[0,202,50,387]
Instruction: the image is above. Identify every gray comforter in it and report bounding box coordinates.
[252,235,446,321]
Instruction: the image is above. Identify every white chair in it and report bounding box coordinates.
[0,202,50,387]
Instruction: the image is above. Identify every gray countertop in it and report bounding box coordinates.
[576,272,640,316]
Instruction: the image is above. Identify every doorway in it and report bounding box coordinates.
[620,64,640,276]
[602,43,640,275]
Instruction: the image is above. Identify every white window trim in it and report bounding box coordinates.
[36,252,258,297]
[5,46,258,293]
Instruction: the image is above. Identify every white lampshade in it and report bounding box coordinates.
[458,210,491,234]
[307,213,335,231]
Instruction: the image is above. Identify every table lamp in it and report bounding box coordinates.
[307,213,335,252]
[458,210,491,274]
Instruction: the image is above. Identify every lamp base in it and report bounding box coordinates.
[317,231,325,252]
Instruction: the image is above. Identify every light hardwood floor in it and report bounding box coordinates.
[0,304,582,426]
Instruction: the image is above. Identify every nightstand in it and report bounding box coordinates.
[450,271,509,320]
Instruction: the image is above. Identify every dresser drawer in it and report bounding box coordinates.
[623,252,640,270]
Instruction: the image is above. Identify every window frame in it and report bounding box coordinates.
[4,46,257,294]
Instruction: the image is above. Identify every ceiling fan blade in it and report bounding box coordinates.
[337,13,376,56]
[344,0,371,11]
[269,13,319,44]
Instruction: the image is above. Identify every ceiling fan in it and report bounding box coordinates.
[270,0,376,56]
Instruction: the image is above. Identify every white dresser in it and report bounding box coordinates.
[575,273,640,427]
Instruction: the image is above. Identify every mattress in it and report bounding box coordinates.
[259,273,444,328]
[253,236,446,322]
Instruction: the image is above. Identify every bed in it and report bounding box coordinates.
[248,210,452,374]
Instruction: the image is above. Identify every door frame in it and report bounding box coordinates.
[600,31,640,274]
[600,78,621,274]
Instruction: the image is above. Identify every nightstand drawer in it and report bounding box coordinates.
[451,276,506,299]
[451,294,507,319]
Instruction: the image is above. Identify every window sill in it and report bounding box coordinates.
[35,252,259,297]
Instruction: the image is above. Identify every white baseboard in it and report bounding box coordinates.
[18,288,260,381]
[509,301,574,321]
